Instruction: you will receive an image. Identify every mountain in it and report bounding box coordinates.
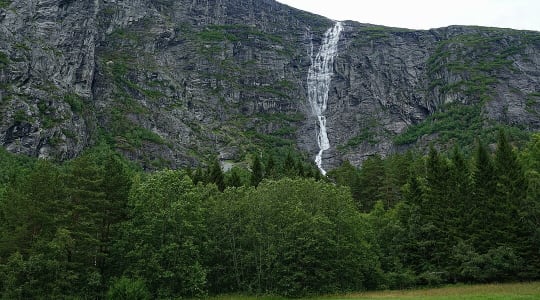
[1,0,539,170]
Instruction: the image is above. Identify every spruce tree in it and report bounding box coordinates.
[66,153,107,297]
[192,166,205,185]
[470,141,497,253]
[250,155,263,187]
[493,130,528,269]
[265,155,276,179]
[209,159,225,191]
[448,146,472,240]
[358,155,385,211]
[283,152,296,177]
[227,167,243,188]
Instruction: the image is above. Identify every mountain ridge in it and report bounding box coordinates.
[0,0,539,169]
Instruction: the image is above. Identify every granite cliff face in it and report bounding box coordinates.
[1,0,539,169]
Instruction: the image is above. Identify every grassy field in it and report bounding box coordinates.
[207,282,540,300]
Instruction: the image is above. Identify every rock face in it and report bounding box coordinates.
[0,0,539,169]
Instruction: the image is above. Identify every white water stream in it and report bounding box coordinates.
[307,22,342,175]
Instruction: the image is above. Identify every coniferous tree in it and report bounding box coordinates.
[358,155,385,212]
[519,134,540,277]
[470,141,497,253]
[420,146,452,275]
[296,160,305,177]
[492,130,528,274]
[209,159,225,191]
[327,161,361,207]
[65,153,108,297]
[448,146,472,240]
[227,167,243,188]
[283,152,296,177]
[192,166,205,185]
[265,155,276,179]
[380,154,409,209]
[250,155,263,187]
[100,152,132,282]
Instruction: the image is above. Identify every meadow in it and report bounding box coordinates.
[209,282,540,300]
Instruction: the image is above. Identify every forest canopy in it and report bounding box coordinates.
[0,131,539,298]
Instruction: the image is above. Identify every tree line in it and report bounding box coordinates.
[0,131,538,298]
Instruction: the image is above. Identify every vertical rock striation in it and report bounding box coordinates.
[0,0,538,170]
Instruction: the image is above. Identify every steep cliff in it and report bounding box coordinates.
[1,0,539,169]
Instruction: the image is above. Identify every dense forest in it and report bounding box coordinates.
[0,130,539,299]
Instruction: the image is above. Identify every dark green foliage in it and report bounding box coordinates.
[0,131,539,297]
[265,155,276,178]
[226,167,245,188]
[394,103,484,145]
[250,154,263,187]
[0,52,9,67]
[208,159,225,191]
[0,146,132,298]
[327,160,362,207]
[191,166,206,185]
[63,93,84,114]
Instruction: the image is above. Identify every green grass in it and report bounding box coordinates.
[202,282,540,300]
[322,282,540,299]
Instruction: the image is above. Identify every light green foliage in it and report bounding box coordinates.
[198,24,284,44]
[393,102,530,149]
[394,103,483,145]
[63,93,84,114]
[206,178,380,296]
[107,277,151,300]
[115,170,208,298]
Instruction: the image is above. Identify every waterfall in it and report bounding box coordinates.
[307,21,342,175]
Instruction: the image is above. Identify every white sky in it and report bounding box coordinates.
[275,0,540,31]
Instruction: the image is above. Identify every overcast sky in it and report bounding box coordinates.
[275,0,540,31]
